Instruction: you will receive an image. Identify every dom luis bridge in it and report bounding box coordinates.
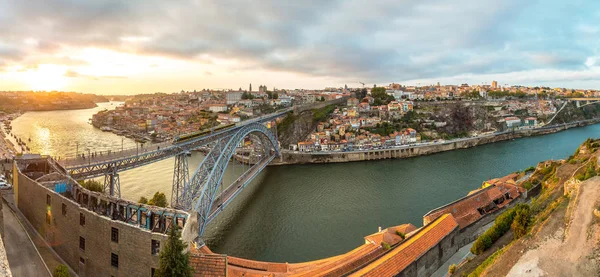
[57,107,297,243]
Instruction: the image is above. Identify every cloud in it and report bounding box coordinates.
[64,69,127,80]
[1,0,600,87]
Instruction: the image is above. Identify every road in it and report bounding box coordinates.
[2,199,50,277]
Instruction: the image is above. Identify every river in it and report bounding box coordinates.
[9,103,600,263]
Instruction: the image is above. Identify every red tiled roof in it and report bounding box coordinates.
[189,254,227,277]
[349,214,458,277]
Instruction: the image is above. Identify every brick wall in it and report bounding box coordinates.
[16,172,168,277]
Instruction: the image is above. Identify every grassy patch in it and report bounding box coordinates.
[467,247,506,277]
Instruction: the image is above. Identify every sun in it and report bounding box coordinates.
[24,64,68,91]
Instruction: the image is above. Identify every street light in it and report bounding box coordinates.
[87,148,91,165]
[76,142,79,158]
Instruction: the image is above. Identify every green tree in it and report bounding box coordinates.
[356,88,368,100]
[148,192,168,207]
[139,196,148,204]
[273,92,279,99]
[511,206,531,239]
[78,180,104,193]
[155,226,194,277]
[53,264,71,277]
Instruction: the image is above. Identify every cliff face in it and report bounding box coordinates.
[277,110,315,149]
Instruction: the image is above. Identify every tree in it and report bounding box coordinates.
[139,196,148,204]
[53,264,71,277]
[357,88,368,99]
[148,192,168,207]
[78,180,104,193]
[273,92,279,99]
[371,87,394,105]
[155,226,194,277]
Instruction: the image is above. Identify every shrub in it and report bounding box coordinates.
[448,264,457,274]
[78,180,104,193]
[511,206,531,239]
[139,196,148,204]
[381,241,391,250]
[522,181,533,190]
[470,204,530,255]
[396,230,406,239]
[148,192,168,207]
[53,264,71,277]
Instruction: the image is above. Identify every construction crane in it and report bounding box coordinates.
[359,82,365,88]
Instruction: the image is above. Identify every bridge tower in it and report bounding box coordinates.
[103,165,121,198]
[171,152,189,208]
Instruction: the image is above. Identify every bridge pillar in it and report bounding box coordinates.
[171,153,189,208]
[103,168,121,198]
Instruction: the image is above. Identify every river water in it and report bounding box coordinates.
[10,103,600,263]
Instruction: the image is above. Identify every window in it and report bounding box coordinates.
[79,237,85,251]
[79,257,85,264]
[151,240,160,255]
[111,253,119,268]
[46,194,51,205]
[62,203,67,216]
[111,227,119,243]
[151,268,156,277]
[80,213,85,226]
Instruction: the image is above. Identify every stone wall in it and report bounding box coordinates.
[16,171,168,277]
[274,121,591,165]
[395,227,460,277]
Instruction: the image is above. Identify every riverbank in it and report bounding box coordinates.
[272,119,600,165]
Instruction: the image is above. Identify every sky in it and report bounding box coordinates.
[1,0,600,95]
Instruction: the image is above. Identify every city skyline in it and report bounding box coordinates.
[1,0,600,95]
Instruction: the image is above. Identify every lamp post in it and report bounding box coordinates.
[87,148,91,165]
[76,142,79,158]
[121,137,124,152]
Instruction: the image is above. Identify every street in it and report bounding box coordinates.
[2,199,50,277]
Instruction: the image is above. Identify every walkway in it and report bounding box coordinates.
[2,197,49,277]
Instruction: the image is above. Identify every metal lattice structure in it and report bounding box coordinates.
[62,110,290,196]
[171,152,189,207]
[177,122,280,241]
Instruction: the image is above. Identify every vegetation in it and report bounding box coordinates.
[155,225,194,277]
[486,90,529,99]
[395,230,406,239]
[381,241,391,250]
[370,87,395,105]
[575,158,597,181]
[511,205,531,239]
[276,112,296,135]
[139,192,168,207]
[53,264,71,277]
[448,264,457,275]
[139,196,149,204]
[356,88,368,100]
[312,104,337,122]
[471,204,530,255]
[78,180,104,193]
[241,91,255,100]
[467,247,506,277]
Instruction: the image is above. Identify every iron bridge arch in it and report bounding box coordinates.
[179,122,280,240]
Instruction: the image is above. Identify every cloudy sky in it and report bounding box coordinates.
[1,0,599,94]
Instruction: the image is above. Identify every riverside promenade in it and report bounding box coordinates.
[274,119,600,165]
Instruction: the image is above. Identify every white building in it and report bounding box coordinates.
[208,104,228,113]
[226,91,242,105]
